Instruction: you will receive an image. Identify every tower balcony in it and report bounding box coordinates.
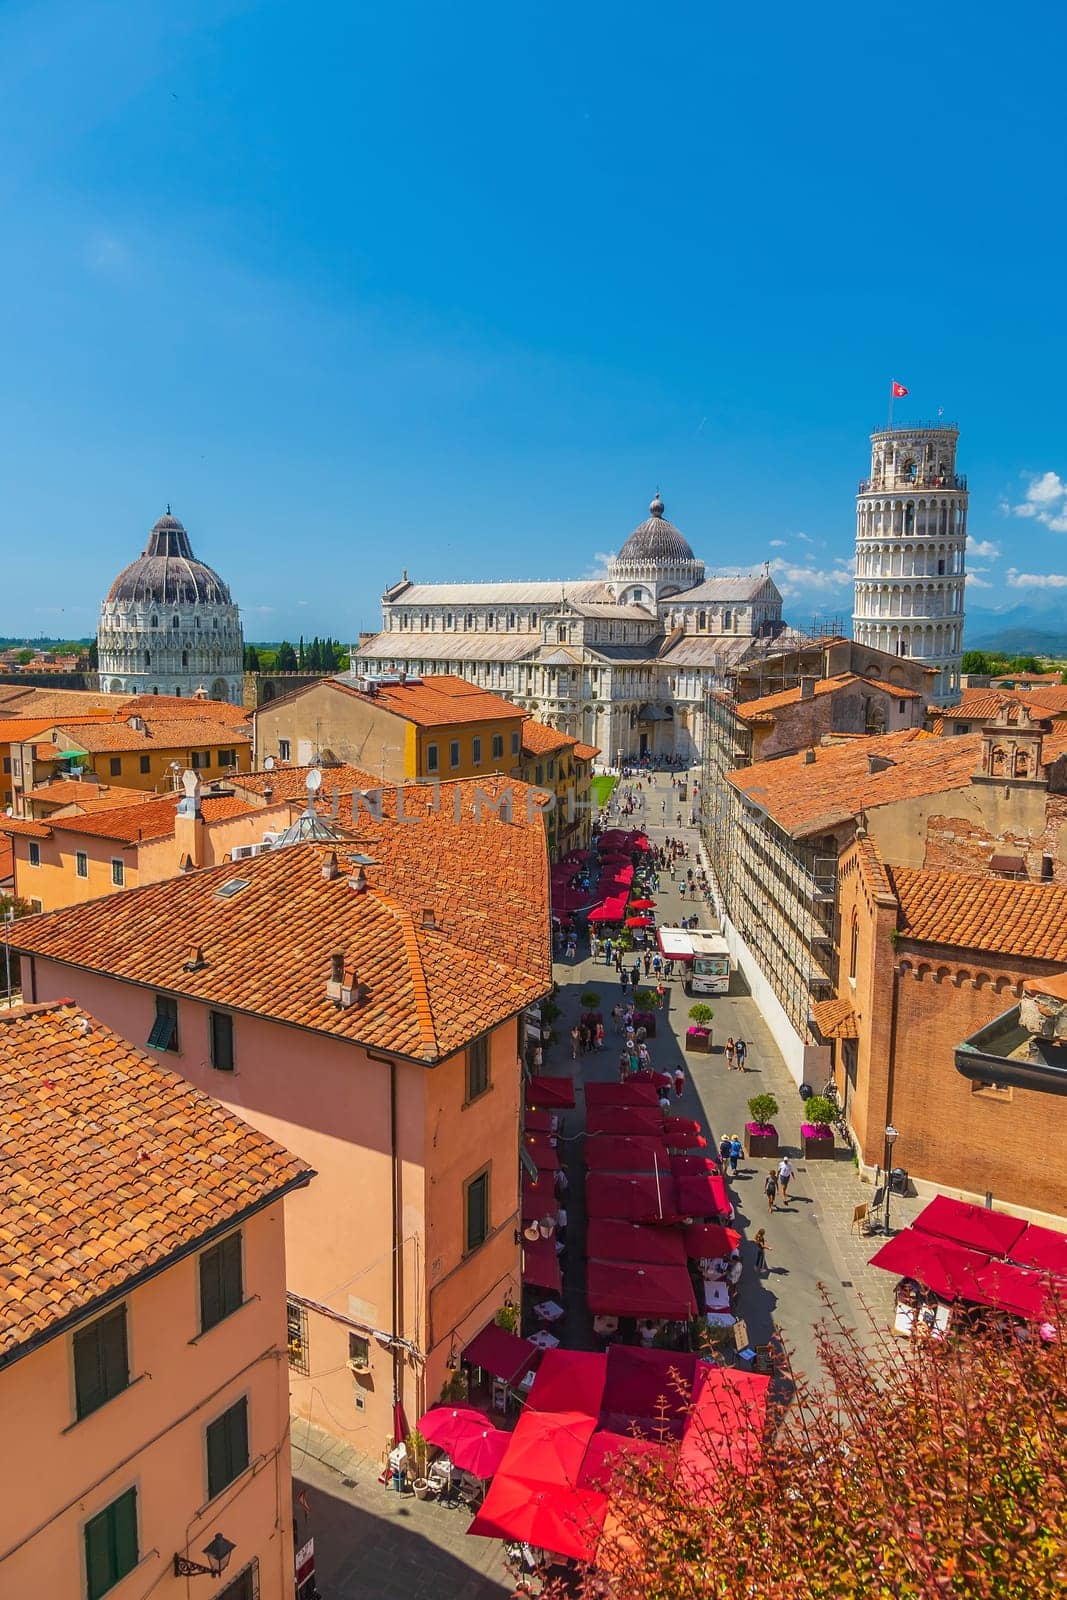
[858,472,967,493]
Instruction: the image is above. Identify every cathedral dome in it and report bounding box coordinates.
[106,512,234,606]
[615,495,696,564]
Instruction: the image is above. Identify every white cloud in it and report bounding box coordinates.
[968,539,1000,559]
[1006,472,1067,532]
[1006,569,1067,589]
[768,539,787,548]
[768,557,854,599]
[966,572,992,589]
[584,551,613,579]
[795,531,814,545]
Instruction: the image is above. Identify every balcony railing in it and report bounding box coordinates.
[858,473,967,493]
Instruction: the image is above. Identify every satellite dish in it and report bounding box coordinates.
[263,756,276,770]
[306,768,323,792]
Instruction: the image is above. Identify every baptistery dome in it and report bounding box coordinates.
[608,493,705,604]
[98,510,245,703]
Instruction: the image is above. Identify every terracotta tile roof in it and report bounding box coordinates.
[46,719,252,753]
[0,1000,312,1364]
[887,867,1067,961]
[946,688,1067,723]
[120,693,251,726]
[0,716,113,744]
[28,780,153,812]
[326,673,528,728]
[12,823,551,1061]
[1024,971,1067,1002]
[852,832,895,900]
[735,673,919,722]
[332,772,551,828]
[234,763,380,802]
[573,742,600,761]
[521,721,578,756]
[811,997,859,1040]
[0,818,53,840]
[36,793,254,845]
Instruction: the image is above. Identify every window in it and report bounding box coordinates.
[29,897,42,914]
[210,1011,235,1072]
[278,740,291,762]
[348,1331,370,1370]
[511,731,520,755]
[76,851,89,879]
[199,1232,243,1332]
[449,740,460,769]
[547,759,555,780]
[217,1560,259,1600]
[109,757,122,777]
[172,615,180,629]
[466,1034,490,1102]
[217,748,236,767]
[492,734,503,760]
[182,650,188,668]
[2,756,8,773]
[206,1395,249,1499]
[28,841,40,867]
[84,1488,138,1600]
[472,736,482,765]
[191,751,210,770]
[426,743,439,773]
[139,754,151,774]
[849,915,859,981]
[287,1301,309,1374]
[111,859,124,888]
[146,996,178,1054]
[73,1306,129,1420]
[464,1168,490,1253]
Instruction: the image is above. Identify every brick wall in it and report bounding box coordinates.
[923,796,1067,883]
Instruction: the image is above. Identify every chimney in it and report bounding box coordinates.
[183,945,207,972]
[349,865,368,893]
[800,676,816,701]
[326,954,367,1008]
[802,749,816,766]
[173,770,205,868]
[321,850,339,881]
[422,907,436,928]
[330,951,344,983]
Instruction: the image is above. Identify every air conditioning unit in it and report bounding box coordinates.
[260,831,281,847]
[230,844,255,861]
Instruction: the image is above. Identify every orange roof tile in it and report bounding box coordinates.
[28,780,155,813]
[851,832,895,900]
[735,673,919,722]
[947,688,1067,723]
[13,821,550,1061]
[0,1000,312,1364]
[0,818,53,839]
[234,763,380,802]
[522,721,578,756]
[292,674,528,728]
[1024,971,1067,1002]
[0,716,115,744]
[119,693,251,726]
[46,719,252,753]
[810,997,859,1039]
[573,742,600,761]
[888,868,1067,962]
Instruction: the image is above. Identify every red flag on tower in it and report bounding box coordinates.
[891,381,909,397]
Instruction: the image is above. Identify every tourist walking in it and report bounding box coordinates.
[764,1169,779,1213]
[604,937,613,966]
[718,1133,731,1167]
[611,1002,623,1033]
[618,1050,630,1082]
[753,1229,770,1274]
[632,959,641,988]
[643,952,652,977]
[777,1156,795,1203]
[595,1021,605,1052]
[570,1024,580,1061]
[674,1066,685,1099]
[614,949,623,973]
[725,1037,736,1071]
[735,1037,748,1071]
[729,1134,742,1176]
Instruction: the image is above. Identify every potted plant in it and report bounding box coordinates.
[744,1094,780,1158]
[440,1368,469,1404]
[802,1095,837,1160]
[686,1003,714,1053]
[494,1301,520,1334]
[405,1428,430,1496]
[580,990,601,1011]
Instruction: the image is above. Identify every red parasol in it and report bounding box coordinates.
[468,1475,608,1562]
[523,1108,555,1133]
[499,1408,598,1487]
[587,1259,697,1319]
[418,1405,511,1478]
[522,1233,562,1294]
[586,1105,665,1137]
[629,898,657,910]
[583,1134,671,1172]
[587,1219,688,1267]
[585,1081,659,1107]
[625,915,653,928]
[674,1170,732,1219]
[578,1431,674,1490]
[525,1074,575,1108]
[527,1348,607,1418]
[913,1194,1027,1257]
[684,1222,742,1259]
[523,1132,560,1171]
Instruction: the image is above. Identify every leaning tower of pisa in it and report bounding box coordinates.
[852,421,968,703]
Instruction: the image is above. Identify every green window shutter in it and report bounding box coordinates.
[200,1247,222,1332]
[74,1307,128,1419]
[84,1505,112,1600]
[220,1232,243,1316]
[85,1488,137,1600]
[200,1233,242,1332]
[208,1397,249,1498]
[111,1490,139,1585]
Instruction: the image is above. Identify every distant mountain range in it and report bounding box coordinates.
[964,600,1067,656]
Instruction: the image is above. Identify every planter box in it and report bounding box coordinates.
[802,1123,835,1160]
[686,1027,712,1054]
[744,1122,779,1159]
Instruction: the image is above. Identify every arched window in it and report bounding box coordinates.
[849,914,859,979]
[144,651,151,667]
[698,610,707,630]
[150,616,158,628]
[182,650,188,668]
[722,609,732,630]
[487,612,496,628]
[466,612,474,630]
[172,615,180,629]
[195,617,201,628]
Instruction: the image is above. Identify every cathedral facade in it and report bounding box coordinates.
[355,496,787,763]
[97,511,245,703]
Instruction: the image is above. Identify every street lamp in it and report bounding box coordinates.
[173,1534,236,1579]
[882,1124,899,1234]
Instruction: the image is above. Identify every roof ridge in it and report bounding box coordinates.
[374,890,439,1059]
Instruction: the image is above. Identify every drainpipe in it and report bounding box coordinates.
[390,1060,403,1433]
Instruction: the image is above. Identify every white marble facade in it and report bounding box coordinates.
[355,496,786,762]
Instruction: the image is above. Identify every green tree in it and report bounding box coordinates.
[244,644,261,672]
[1010,654,1042,674]
[960,649,991,674]
[276,640,298,672]
[15,649,33,665]
[87,639,98,669]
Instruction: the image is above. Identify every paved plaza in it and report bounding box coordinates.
[294,767,918,1592]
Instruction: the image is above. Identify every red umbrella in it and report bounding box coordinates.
[418,1405,495,1464]
[629,898,657,910]
[468,1475,608,1562]
[625,915,653,928]
[500,1408,597,1487]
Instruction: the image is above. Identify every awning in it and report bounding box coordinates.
[674,1170,732,1220]
[523,1108,555,1133]
[586,1106,666,1137]
[913,1194,1027,1257]
[525,1074,575,1109]
[521,1171,558,1220]
[585,1081,659,1108]
[599,1345,697,1438]
[585,1170,677,1222]
[587,1260,697,1319]
[868,1230,988,1301]
[1008,1224,1067,1277]
[522,1233,562,1293]
[578,1431,673,1491]
[684,1222,742,1259]
[583,1135,671,1172]
[527,1348,607,1419]
[586,1219,688,1267]
[497,1408,598,1489]
[463,1322,542,1385]
[523,1132,560,1171]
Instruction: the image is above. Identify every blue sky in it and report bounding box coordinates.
[2,0,1066,640]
